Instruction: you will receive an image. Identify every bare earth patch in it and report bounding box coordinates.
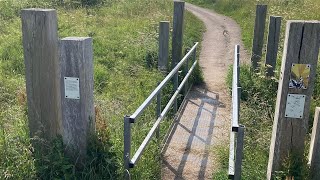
[161,3,249,179]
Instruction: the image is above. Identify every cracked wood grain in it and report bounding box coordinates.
[267,21,320,180]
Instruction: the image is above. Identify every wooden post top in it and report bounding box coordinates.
[62,37,92,41]
[22,8,56,12]
[174,0,185,3]
[287,20,320,24]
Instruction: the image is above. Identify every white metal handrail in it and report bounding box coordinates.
[123,42,199,178]
[228,45,245,180]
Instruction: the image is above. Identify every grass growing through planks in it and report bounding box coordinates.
[0,0,205,179]
[187,0,320,179]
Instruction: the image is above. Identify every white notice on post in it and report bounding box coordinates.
[64,77,80,99]
[285,94,306,119]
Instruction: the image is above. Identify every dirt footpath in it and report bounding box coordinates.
[161,3,248,180]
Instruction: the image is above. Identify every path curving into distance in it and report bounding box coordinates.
[161,3,249,179]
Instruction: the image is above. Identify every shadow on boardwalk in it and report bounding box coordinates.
[162,85,226,180]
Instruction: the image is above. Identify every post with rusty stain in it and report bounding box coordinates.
[172,0,185,113]
[309,107,320,179]
[265,16,282,77]
[60,37,95,166]
[251,5,267,71]
[159,21,169,72]
[21,9,62,140]
[267,21,320,179]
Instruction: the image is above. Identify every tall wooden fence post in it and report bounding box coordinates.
[172,0,185,113]
[158,21,169,72]
[265,16,281,77]
[60,37,95,166]
[251,5,267,71]
[309,107,320,179]
[21,9,62,140]
[267,21,320,179]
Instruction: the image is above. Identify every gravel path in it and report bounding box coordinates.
[161,3,248,179]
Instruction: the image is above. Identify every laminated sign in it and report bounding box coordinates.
[285,94,306,119]
[64,77,80,99]
[289,63,311,89]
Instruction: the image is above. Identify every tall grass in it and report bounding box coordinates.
[0,0,205,179]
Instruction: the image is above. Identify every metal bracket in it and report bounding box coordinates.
[129,162,134,168]
[125,116,135,123]
[232,126,239,132]
[129,117,135,123]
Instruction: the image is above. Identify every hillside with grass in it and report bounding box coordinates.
[187,0,320,179]
[0,0,205,179]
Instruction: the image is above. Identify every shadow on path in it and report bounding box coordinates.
[162,85,225,179]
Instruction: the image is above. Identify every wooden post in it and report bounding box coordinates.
[267,21,320,179]
[309,107,320,179]
[158,21,169,72]
[172,0,185,113]
[251,5,267,71]
[21,9,62,140]
[265,16,282,77]
[60,37,95,166]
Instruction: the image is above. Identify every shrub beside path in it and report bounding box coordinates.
[161,3,249,179]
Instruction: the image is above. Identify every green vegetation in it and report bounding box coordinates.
[187,0,320,179]
[0,0,204,179]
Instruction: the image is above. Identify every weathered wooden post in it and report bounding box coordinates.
[265,16,281,77]
[172,0,185,113]
[60,37,95,166]
[308,107,320,179]
[267,21,320,179]
[158,21,169,72]
[251,5,267,71]
[21,9,62,140]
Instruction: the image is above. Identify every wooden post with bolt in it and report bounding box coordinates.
[267,21,320,179]
[60,37,95,166]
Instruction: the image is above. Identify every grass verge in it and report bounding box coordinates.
[0,0,205,179]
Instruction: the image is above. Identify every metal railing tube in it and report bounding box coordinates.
[130,42,199,121]
[184,51,190,96]
[130,59,198,165]
[232,45,240,131]
[160,59,198,121]
[156,85,161,139]
[229,44,242,179]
